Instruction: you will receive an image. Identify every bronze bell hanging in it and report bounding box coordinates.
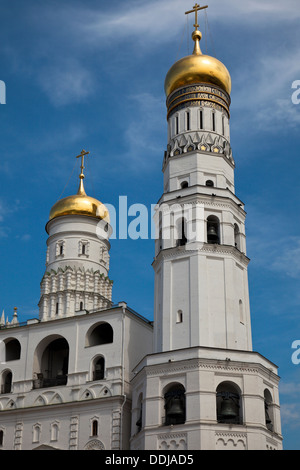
[220,397,238,419]
[167,396,184,417]
[207,224,218,242]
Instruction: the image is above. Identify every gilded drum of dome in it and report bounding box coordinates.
[164,53,231,98]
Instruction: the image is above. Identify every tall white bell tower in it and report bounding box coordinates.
[130,4,283,451]
[153,7,249,355]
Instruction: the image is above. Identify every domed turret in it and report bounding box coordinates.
[164,29,231,98]
[49,150,110,223]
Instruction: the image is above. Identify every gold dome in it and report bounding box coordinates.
[49,153,110,223]
[164,30,231,97]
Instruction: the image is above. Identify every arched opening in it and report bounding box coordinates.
[234,223,241,250]
[4,338,21,361]
[86,322,114,347]
[186,111,190,131]
[181,181,189,189]
[51,423,59,441]
[33,337,69,389]
[175,115,179,135]
[136,393,143,433]
[33,424,41,443]
[177,310,183,323]
[164,383,186,426]
[1,370,12,394]
[212,111,216,131]
[216,382,242,425]
[199,109,203,129]
[207,215,220,244]
[0,430,3,447]
[206,180,214,187]
[92,356,105,381]
[239,299,244,324]
[92,419,99,437]
[176,218,187,247]
[264,389,274,431]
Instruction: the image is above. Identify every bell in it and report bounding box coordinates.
[166,397,185,418]
[207,224,218,242]
[265,403,272,425]
[220,397,238,419]
[136,416,142,428]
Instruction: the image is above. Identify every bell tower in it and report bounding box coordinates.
[153,4,249,354]
[39,150,113,321]
[130,4,283,451]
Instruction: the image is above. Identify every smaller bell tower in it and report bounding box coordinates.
[130,4,282,451]
[39,150,113,321]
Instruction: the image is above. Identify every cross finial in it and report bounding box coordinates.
[75,149,90,196]
[185,3,208,31]
[76,149,90,179]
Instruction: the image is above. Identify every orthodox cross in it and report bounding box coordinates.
[76,149,90,177]
[185,3,208,31]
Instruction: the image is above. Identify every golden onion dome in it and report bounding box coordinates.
[49,152,110,223]
[164,29,231,97]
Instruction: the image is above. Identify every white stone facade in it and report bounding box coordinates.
[130,77,283,450]
[0,304,153,450]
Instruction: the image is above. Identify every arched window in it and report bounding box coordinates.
[207,215,220,244]
[32,424,41,443]
[176,218,187,247]
[50,423,59,441]
[86,323,113,347]
[5,338,21,361]
[264,389,274,431]
[175,115,179,135]
[181,181,189,189]
[239,299,244,324]
[164,383,186,426]
[33,337,69,389]
[0,430,3,447]
[1,370,12,394]
[136,393,143,433]
[186,111,190,131]
[177,310,183,323]
[93,356,105,381]
[234,223,241,250]
[206,180,214,187]
[212,111,216,132]
[92,419,99,437]
[199,109,203,129]
[216,382,242,424]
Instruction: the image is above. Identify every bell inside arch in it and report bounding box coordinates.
[207,223,219,243]
[165,389,185,425]
[167,396,184,417]
[218,392,240,421]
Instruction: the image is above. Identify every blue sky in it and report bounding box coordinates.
[1,0,300,449]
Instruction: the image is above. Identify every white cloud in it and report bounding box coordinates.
[37,59,96,107]
[281,403,300,427]
[117,92,165,170]
[271,239,300,278]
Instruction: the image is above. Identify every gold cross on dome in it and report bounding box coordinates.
[76,149,90,177]
[185,3,208,31]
